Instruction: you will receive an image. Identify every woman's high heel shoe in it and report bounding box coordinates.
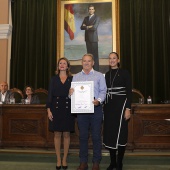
[56,166,61,170]
[62,165,68,170]
[61,160,68,170]
[62,160,68,170]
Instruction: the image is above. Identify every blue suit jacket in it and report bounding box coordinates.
[80,14,100,42]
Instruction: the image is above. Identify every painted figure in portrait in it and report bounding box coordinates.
[80,4,100,71]
[64,3,112,72]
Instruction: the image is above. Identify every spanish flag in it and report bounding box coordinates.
[64,4,76,40]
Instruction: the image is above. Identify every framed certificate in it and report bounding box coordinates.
[71,81,94,113]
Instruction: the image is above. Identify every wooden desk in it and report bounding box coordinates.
[0,104,170,150]
[0,104,79,148]
[132,104,170,149]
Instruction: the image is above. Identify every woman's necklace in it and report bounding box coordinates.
[109,68,119,99]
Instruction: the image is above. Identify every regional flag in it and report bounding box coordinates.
[64,4,76,40]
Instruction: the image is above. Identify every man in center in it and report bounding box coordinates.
[69,53,106,170]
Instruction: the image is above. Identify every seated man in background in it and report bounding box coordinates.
[0,81,13,104]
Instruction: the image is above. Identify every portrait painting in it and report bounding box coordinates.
[57,0,119,73]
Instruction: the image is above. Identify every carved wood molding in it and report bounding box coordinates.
[143,120,170,135]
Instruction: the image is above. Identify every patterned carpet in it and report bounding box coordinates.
[0,149,170,170]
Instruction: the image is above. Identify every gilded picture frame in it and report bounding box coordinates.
[57,0,120,73]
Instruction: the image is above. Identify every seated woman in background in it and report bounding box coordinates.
[23,85,40,104]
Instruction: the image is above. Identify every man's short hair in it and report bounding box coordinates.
[83,53,94,61]
[88,4,95,10]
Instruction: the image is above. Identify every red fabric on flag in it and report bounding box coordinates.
[64,4,76,40]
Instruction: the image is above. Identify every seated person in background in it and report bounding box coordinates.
[23,85,40,104]
[0,81,13,104]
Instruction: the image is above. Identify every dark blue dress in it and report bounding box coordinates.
[46,75,75,132]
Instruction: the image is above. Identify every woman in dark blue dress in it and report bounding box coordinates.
[46,57,74,170]
[103,52,132,170]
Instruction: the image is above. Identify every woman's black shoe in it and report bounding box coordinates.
[56,166,61,170]
[116,163,123,170]
[62,165,68,170]
[107,164,116,170]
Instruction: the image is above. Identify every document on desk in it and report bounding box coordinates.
[71,81,94,113]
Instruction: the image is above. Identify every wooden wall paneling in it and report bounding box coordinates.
[133,104,170,149]
[1,104,170,150]
[1,105,47,147]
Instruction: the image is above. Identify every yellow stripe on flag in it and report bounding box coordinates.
[64,8,76,33]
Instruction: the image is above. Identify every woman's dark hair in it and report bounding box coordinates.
[23,85,34,97]
[56,57,72,76]
[24,85,34,94]
[109,52,120,67]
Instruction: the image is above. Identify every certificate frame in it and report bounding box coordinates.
[71,81,94,113]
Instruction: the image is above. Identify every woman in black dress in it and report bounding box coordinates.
[103,52,132,170]
[46,57,74,170]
